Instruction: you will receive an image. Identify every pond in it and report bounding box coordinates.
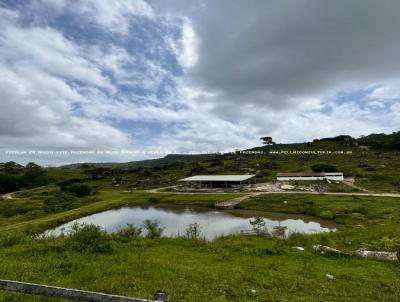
[46,205,336,240]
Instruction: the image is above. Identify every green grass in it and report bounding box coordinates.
[238,194,400,251]
[1,191,400,301]
[0,236,399,301]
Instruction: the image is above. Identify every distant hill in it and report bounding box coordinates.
[61,131,400,170]
[62,153,217,169]
[4,130,399,193]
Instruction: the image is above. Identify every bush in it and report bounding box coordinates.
[263,246,285,255]
[66,223,112,254]
[311,163,338,173]
[0,173,24,193]
[184,223,202,240]
[143,219,164,238]
[117,224,142,238]
[63,184,93,197]
[249,217,268,236]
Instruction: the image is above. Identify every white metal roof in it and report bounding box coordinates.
[179,175,256,182]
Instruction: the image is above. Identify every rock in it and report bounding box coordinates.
[356,248,399,261]
[292,246,305,251]
[251,289,256,295]
[281,184,295,190]
[313,244,350,257]
[325,274,335,280]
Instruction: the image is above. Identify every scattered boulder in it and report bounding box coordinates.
[313,244,350,257]
[356,248,399,261]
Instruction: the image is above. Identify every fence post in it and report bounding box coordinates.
[0,279,153,302]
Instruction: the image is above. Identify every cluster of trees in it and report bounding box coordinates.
[357,132,400,151]
[313,132,400,150]
[0,162,48,193]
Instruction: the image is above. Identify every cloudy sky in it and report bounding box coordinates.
[0,0,399,165]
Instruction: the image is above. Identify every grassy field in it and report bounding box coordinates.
[1,191,400,301]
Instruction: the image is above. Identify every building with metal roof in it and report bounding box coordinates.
[179,174,256,188]
[276,172,344,181]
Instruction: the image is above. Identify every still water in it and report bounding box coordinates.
[47,205,335,240]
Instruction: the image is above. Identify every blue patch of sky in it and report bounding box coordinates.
[3,1,186,144]
[321,85,392,114]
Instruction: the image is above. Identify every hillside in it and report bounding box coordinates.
[44,132,399,193]
[1,132,400,194]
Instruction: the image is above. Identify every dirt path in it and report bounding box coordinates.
[215,193,261,208]
[1,186,49,200]
[343,177,370,192]
[243,191,400,198]
[145,189,400,198]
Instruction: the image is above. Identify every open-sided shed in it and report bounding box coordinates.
[179,174,256,188]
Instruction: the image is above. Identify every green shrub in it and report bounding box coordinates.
[263,246,284,255]
[65,184,93,197]
[0,173,24,193]
[117,224,142,238]
[66,223,112,254]
[184,223,202,240]
[311,163,338,172]
[143,219,164,238]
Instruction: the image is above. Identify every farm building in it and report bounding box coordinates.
[179,175,256,188]
[276,172,344,181]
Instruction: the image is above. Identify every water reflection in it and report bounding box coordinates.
[47,205,336,240]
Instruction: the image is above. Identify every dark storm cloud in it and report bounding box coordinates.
[153,0,400,110]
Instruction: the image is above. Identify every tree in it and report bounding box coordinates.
[260,136,276,145]
[0,161,24,174]
[0,173,23,193]
[22,162,47,187]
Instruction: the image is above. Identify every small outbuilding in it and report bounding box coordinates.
[276,172,344,181]
[179,174,256,188]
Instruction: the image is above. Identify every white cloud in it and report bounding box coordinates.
[172,18,199,69]
[0,7,130,162]
[39,0,154,34]
[1,1,400,165]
